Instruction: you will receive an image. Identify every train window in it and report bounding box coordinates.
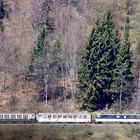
[11,115,16,119]
[4,115,9,119]
[17,115,22,119]
[58,115,62,118]
[109,115,114,118]
[136,115,140,119]
[73,115,77,118]
[79,115,82,119]
[101,115,106,118]
[48,115,52,118]
[63,115,67,118]
[68,115,72,118]
[0,115,3,119]
[116,116,120,118]
[23,115,28,119]
[96,115,101,118]
[83,115,87,119]
[53,115,57,118]
[127,115,135,119]
[43,116,47,119]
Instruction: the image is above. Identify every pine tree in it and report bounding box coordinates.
[0,0,6,31]
[112,26,132,112]
[112,3,133,112]
[28,26,48,73]
[27,25,63,102]
[77,11,120,110]
[0,0,5,19]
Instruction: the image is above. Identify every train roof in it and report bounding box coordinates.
[37,113,91,115]
[96,114,140,115]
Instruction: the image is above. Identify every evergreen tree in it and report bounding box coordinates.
[27,25,63,102]
[0,0,5,19]
[112,26,132,112]
[0,0,6,31]
[77,11,120,110]
[112,3,133,112]
[28,26,48,73]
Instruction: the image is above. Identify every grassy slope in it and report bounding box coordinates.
[0,124,139,140]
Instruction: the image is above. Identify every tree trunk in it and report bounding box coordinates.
[120,80,123,113]
[45,75,48,106]
[3,72,6,90]
[136,44,140,112]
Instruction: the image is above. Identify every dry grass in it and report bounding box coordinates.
[0,124,139,140]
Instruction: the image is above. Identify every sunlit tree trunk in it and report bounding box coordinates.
[120,80,123,113]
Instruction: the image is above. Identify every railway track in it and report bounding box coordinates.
[0,123,139,126]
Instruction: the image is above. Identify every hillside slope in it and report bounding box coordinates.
[0,0,139,112]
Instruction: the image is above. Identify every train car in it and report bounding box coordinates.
[0,113,36,123]
[95,114,140,123]
[36,113,91,123]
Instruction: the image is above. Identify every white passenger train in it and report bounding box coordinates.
[0,113,35,123]
[95,114,140,123]
[36,113,91,123]
[0,113,140,124]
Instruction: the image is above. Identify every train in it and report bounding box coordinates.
[0,113,140,124]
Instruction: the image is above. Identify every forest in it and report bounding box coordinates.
[0,0,139,113]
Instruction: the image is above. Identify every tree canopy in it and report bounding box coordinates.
[77,10,132,111]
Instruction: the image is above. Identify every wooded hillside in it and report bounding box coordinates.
[0,0,139,113]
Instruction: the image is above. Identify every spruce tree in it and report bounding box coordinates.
[27,25,63,101]
[112,14,132,112]
[0,0,6,31]
[77,11,120,110]
[28,26,48,73]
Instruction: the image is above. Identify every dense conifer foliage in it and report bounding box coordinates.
[0,0,5,19]
[77,11,132,111]
[112,3,133,111]
[0,0,6,30]
[112,25,132,112]
[27,25,63,101]
[28,26,48,73]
